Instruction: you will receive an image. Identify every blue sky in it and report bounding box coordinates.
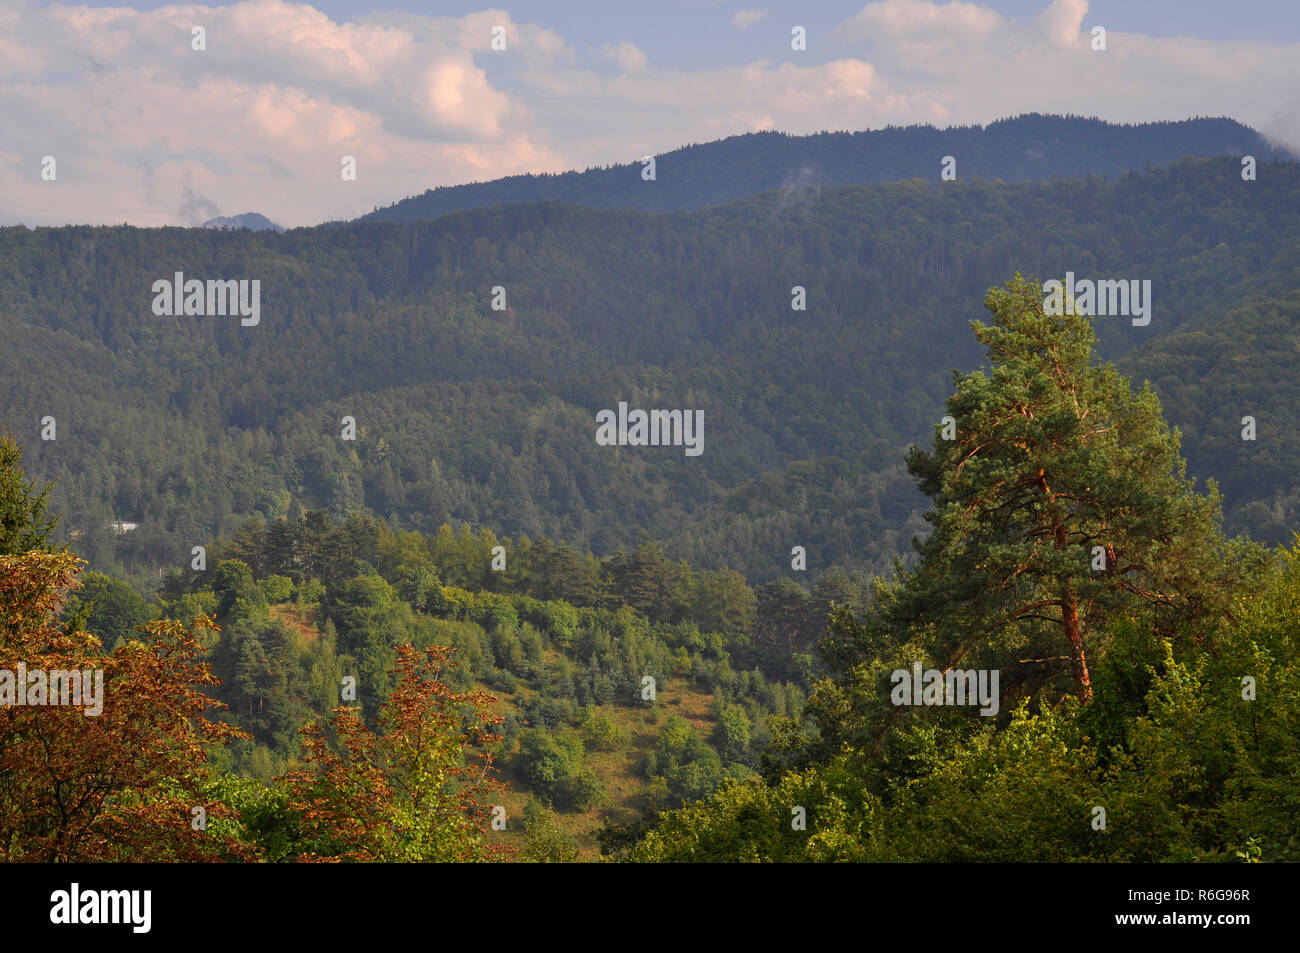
[6,0,1299,226]
[66,1,1300,58]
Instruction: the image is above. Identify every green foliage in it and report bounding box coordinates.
[212,559,263,618]
[0,432,59,556]
[295,578,325,606]
[522,809,580,863]
[647,714,726,805]
[10,153,1300,585]
[581,706,628,752]
[261,574,293,603]
[7,214,1299,865]
[204,776,300,863]
[624,758,881,862]
[713,704,753,764]
[1126,293,1300,542]
[514,727,604,812]
[623,276,1300,863]
[889,274,1257,703]
[63,570,153,648]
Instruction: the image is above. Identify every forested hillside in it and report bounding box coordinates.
[5,275,1297,863]
[619,278,1300,863]
[357,114,1290,223]
[2,431,848,859]
[3,155,1300,590]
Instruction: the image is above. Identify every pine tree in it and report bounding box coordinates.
[890,274,1247,703]
[0,430,60,556]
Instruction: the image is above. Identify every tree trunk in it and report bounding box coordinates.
[1050,506,1094,702]
[1061,584,1093,702]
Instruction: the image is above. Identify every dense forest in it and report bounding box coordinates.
[3,153,1300,590]
[619,278,1300,862]
[3,275,1296,861]
[356,114,1291,223]
[2,114,1298,862]
[1,429,846,859]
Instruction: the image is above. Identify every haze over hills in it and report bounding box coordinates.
[356,114,1292,225]
[3,152,1298,587]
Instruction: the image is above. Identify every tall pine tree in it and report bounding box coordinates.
[886,275,1250,704]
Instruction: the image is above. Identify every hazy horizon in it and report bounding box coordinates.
[3,0,1299,228]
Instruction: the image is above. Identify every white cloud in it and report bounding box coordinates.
[598,40,649,73]
[1036,0,1089,47]
[732,10,768,29]
[841,0,1003,42]
[827,0,1300,145]
[0,0,573,226]
[0,0,1297,228]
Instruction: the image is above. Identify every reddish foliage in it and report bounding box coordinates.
[283,643,511,862]
[0,551,257,861]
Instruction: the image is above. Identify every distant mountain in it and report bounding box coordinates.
[203,212,284,232]
[5,155,1300,582]
[356,113,1293,225]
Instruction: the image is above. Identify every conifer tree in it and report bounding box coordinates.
[0,429,59,556]
[891,275,1243,703]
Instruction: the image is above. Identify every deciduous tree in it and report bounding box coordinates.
[284,643,507,861]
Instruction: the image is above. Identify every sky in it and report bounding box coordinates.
[2,0,1298,228]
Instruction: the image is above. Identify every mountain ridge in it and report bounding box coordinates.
[204,212,284,232]
[354,113,1294,225]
